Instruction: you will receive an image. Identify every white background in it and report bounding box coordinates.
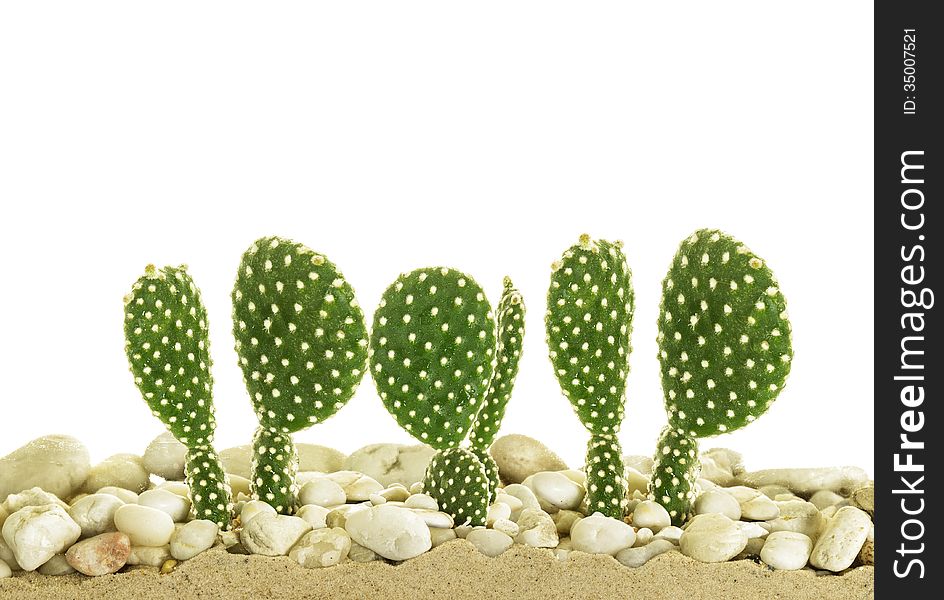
[0,2,873,474]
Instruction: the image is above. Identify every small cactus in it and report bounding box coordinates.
[546,235,634,518]
[232,236,368,513]
[370,267,497,523]
[124,265,233,528]
[424,447,490,526]
[648,229,794,524]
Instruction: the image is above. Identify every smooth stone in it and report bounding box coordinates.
[632,501,671,532]
[679,514,748,563]
[493,493,523,514]
[616,539,677,567]
[126,544,171,567]
[0,435,91,501]
[737,467,870,497]
[558,469,587,487]
[324,472,383,502]
[523,472,584,513]
[84,454,149,494]
[852,486,874,516]
[296,505,330,530]
[694,490,741,521]
[37,553,74,576]
[325,504,369,529]
[0,536,19,570]
[703,448,744,475]
[240,513,312,556]
[740,495,780,521]
[142,432,187,480]
[634,528,653,547]
[343,444,435,488]
[3,488,69,514]
[114,504,175,547]
[348,541,378,563]
[138,489,191,523]
[96,487,138,504]
[220,444,345,480]
[761,531,813,570]
[170,519,218,560]
[227,475,251,499]
[298,479,346,507]
[467,528,514,557]
[290,527,351,568]
[404,494,439,511]
[758,485,792,499]
[413,509,453,529]
[65,532,130,576]
[502,484,541,521]
[344,504,431,561]
[486,502,512,526]
[551,510,582,535]
[157,481,190,498]
[513,508,558,548]
[1,504,82,571]
[810,490,845,511]
[378,486,411,503]
[429,527,457,547]
[653,526,683,544]
[570,513,635,555]
[721,486,761,504]
[622,455,654,475]
[809,506,872,572]
[69,493,124,538]
[0,559,10,578]
[699,456,735,487]
[240,500,277,525]
[490,434,568,484]
[492,518,519,538]
[624,468,649,497]
[766,500,825,541]
[736,521,769,539]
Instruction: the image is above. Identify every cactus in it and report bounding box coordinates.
[468,276,526,496]
[546,235,634,518]
[648,229,794,524]
[370,267,496,525]
[232,236,369,513]
[424,447,491,526]
[124,264,233,528]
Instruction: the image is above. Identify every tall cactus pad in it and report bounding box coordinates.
[470,277,526,448]
[648,427,699,526]
[546,235,634,435]
[124,265,216,446]
[657,229,793,437]
[370,267,496,449]
[185,446,233,528]
[424,447,490,526]
[585,434,628,518]
[468,446,501,501]
[250,427,299,514]
[232,236,369,433]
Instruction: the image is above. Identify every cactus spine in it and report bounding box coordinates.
[232,237,369,513]
[124,265,233,528]
[370,267,497,525]
[546,235,634,518]
[648,229,794,524]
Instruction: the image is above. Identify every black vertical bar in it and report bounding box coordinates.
[875,0,940,597]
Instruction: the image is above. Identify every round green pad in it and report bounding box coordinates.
[370,267,496,449]
[232,237,369,433]
[424,447,490,527]
[657,229,793,437]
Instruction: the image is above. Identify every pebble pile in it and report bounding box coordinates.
[0,433,874,580]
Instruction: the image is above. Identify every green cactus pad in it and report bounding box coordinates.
[585,434,628,518]
[470,277,526,449]
[468,446,501,501]
[424,447,490,526]
[370,267,496,450]
[657,229,793,437]
[185,446,233,529]
[546,235,634,435]
[124,265,216,446]
[648,427,700,526]
[250,427,299,514]
[232,236,369,434]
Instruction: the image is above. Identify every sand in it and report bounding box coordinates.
[0,539,873,600]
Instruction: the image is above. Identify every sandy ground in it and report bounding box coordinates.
[0,539,873,600]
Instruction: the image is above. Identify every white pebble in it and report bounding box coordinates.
[492,518,519,538]
[523,472,585,513]
[142,432,187,480]
[299,479,347,507]
[493,493,523,513]
[240,513,312,556]
[652,525,683,544]
[514,508,558,548]
[69,493,124,538]
[296,505,330,530]
[97,487,138,504]
[467,528,513,557]
[632,501,671,532]
[157,481,191,498]
[694,490,741,521]
[240,500,277,525]
[1,504,81,571]
[227,475,251,499]
[551,510,582,535]
[633,527,653,547]
[290,527,351,568]
[325,471,383,502]
[502,485,541,521]
[114,504,175,547]
[736,521,769,539]
[404,494,439,511]
[170,519,219,560]
[429,527,457,547]
[344,504,431,561]
[761,531,813,570]
[616,539,676,567]
[679,514,747,563]
[3,488,68,513]
[624,467,649,496]
[809,506,871,572]
[486,502,512,526]
[0,558,11,578]
[810,490,845,511]
[126,544,171,567]
[766,500,825,541]
[413,509,453,529]
[740,495,780,521]
[138,489,191,523]
[570,513,636,555]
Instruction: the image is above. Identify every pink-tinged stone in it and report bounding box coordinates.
[65,532,130,576]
